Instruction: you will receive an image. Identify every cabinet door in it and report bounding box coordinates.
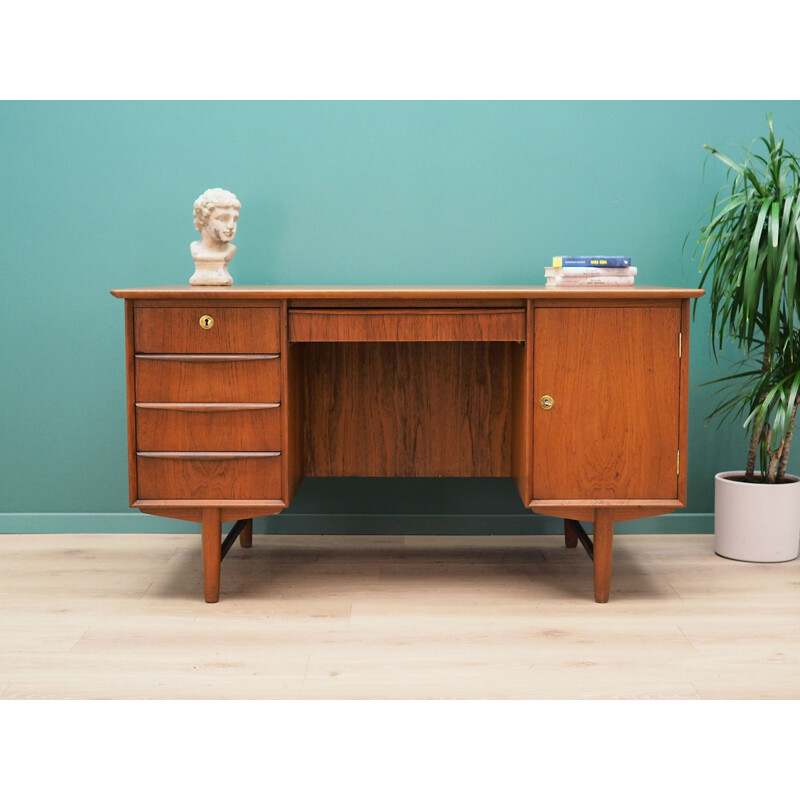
[532,305,681,500]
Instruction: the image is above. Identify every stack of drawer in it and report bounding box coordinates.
[132,304,283,501]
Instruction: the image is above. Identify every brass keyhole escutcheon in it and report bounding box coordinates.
[199,315,214,330]
[540,395,554,410]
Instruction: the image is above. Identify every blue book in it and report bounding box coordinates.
[553,256,632,268]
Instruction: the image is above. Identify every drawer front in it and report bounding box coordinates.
[289,308,526,342]
[136,453,282,500]
[136,404,281,451]
[134,355,280,402]
[135,306,281,353]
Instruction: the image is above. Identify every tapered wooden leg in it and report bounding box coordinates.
[593,509,614,603]
[201,507,222,603]
[239,518,253,548]
[564,519,579,548]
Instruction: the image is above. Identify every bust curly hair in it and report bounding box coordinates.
[193,188,241,232]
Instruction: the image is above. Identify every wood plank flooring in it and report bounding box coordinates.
[0,533,798,699]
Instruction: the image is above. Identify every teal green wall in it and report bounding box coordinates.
[2,100,799,532]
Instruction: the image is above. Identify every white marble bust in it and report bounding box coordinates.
[189,188,241,285]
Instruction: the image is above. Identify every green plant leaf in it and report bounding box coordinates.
[689,116,800,478]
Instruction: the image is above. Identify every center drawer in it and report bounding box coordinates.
[288,308,526,342]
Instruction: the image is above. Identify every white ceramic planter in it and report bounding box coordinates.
[715,471,800,562]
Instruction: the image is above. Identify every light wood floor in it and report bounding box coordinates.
[0,532,798,699]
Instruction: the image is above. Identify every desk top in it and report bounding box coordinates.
[111,285,705,301]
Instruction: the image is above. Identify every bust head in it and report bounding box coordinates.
[193,188,241,248]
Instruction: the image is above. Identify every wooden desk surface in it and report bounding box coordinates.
[111,285,705,301]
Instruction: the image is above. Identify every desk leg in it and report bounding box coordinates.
[593,509,614,604]
[564,519,579,548]
[201,507,222,603]
[240,518,253,548]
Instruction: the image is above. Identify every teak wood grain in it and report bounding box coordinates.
[135,403,281,451]
[112,286,703,604]
[283,300,304,506]
[112,285,704,301]
[532,305,681,501]
[134,305,281,353]
[289,308,526,342]
[136,452,282,500]
[134,355,281,403]
[510,300,534,506]
[300,341,517,477]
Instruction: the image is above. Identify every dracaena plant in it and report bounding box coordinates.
[692,115,800,483]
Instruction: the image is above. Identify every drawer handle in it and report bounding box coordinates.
[199,315,214,329]
[138,451,280,459]
[540,395,554,410]
[136,403,280,412]
[135,354,279,362]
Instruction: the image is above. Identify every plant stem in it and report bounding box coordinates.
[777,399,800,482]
[746,421,761,480]
[746,350,772,480]
[767,448,780,483]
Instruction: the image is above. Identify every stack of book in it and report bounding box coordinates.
[546,256,636,287]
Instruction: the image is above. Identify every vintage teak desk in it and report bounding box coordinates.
[111,285,703,603]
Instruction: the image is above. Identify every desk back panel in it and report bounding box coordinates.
[300,341,521,478]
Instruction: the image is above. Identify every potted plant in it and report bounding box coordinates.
[692,115,800,562]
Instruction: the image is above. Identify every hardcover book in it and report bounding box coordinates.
[552,256,632,268]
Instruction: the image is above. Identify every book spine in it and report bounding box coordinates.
[544,266,637,277]
[546,275,635,286]
[553,256,632,267]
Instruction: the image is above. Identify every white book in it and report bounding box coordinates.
[545,275,635,286]
[545,266,637,277]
